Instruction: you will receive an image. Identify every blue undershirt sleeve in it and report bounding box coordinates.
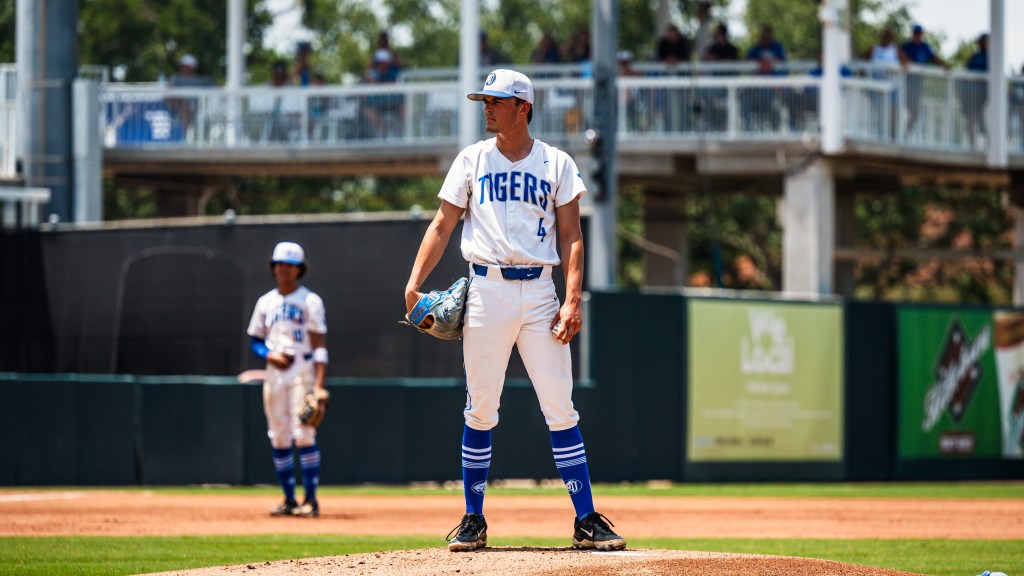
[250,336,269,359]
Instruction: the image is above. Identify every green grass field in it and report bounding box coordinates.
[1,483,1021,576]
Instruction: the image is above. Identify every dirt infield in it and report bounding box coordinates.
[3,490,1021,575]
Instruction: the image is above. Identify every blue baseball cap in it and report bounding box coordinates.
[468,69,534,104]
[912,24,924,34]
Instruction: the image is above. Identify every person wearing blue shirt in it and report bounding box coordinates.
[740,26,787,131]
[901,25,947,138]
[961,33,989,147]
[745,25,787,70]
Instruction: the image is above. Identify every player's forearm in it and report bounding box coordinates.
[313,362,326,389]
[561,237,585,305]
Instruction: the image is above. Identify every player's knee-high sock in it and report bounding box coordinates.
[461,425,492,515]
[272,447,296,503]
[551,426,595,519]
[298,444,321,503]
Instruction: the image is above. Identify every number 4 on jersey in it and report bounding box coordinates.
[537,218,547,241]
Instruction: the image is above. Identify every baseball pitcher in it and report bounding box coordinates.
[404,69,626,552]
[247,241,329,518]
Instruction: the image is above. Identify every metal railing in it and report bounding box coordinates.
[845,62,999,152]
[4,62,1023,165]
[0,186,50,229]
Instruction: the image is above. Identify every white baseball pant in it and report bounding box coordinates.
[263,359,317,449]
[462,263,580,432]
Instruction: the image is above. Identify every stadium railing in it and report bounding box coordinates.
[2,61,1021,162]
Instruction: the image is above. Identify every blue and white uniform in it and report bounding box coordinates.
[440,137,585,431]
[248,284,327,448]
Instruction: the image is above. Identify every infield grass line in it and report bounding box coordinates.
[0,536,1019,576]
[2,481,1023,499]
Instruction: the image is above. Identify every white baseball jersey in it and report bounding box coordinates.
[438,138,586,266]
[247,286,327,356]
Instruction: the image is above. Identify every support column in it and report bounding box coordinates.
[987,0,1007,168]
[17,0,78,223]
[782,158,835,295]
[458,0,479,150]
[587,0,619,289]
[642,190,688,287]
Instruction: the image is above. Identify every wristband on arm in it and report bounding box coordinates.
[312,347,329,364]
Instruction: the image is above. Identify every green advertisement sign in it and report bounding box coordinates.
[897,308,1005,459]
[688,299,843,462]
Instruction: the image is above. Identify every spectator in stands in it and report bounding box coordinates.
[531,33,562,64]
[863,27,907,139]
[361,49,404,138]
[617,51,646,131]
[960,33,989,147]
[480,31,511,66]
[702,23,739,63]
[169,54,215,88]
[376,31,405,69]
[270,59,290,88]
[657,24,692,66]
[745,25,787,73]
[308,71,330,141]
[901,24,947,138]
[291,41,314,86]
[738,26,787,132]
[267,59,295,142]
[166,54,215,141]
[565,29,591,64]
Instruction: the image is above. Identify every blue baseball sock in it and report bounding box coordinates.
[551,426,595,519]
[272,447,296,503]
[298,444,321,503]
[461,425,492,515]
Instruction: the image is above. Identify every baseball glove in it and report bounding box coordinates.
[402,277,469,340]
[299,388,330,427]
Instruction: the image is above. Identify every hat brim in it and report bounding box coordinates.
[467,90,517,101]
[272,258,304,266]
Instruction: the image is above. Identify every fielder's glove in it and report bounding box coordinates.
[402,277,469,341]
[298,388,330,427]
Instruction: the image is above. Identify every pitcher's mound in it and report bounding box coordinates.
[141,547,926,576]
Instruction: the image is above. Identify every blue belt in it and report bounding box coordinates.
[473,263,543,281]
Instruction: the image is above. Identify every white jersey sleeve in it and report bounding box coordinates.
[438,146,475,209]
[305,291,327,334]
[439,138,586,266]
[550,145,587,208]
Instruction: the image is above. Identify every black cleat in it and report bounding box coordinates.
[572,512,626,551]
[446,513,487,551]
[270,499,300,517]
[295,498,319,518]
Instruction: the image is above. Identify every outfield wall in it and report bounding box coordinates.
[2,222,1023,484]
[3,294,1023,485]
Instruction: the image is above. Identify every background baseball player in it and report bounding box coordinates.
[248,241,329,517]
[404,69,626,552]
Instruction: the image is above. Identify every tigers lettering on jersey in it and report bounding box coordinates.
[270,303,305,327]
[477,171,551,210]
